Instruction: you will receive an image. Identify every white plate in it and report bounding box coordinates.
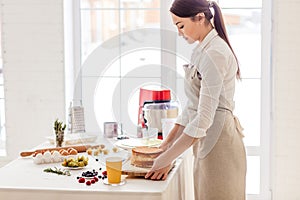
[114,138,162,150]
[82,176,98,179]
[92,149,131,165]
[46,133,97,145]
[62,166,87,170]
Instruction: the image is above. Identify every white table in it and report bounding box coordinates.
[0,142,194,200]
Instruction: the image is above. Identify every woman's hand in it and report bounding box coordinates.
[145,133,197,181]
[145,164,172,181]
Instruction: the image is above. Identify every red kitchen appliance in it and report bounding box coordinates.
[138,88,171,129]
[138,88,180,140]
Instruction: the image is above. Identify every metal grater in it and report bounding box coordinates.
[68,101,86,133]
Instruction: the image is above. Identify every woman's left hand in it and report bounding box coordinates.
[145,164,172,180]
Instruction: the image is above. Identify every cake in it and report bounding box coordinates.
[131,146,163,168]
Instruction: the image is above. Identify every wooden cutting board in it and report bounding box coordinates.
[122,160,176,177]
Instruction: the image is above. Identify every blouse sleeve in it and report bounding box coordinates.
[175,102,190,127]
[183,50,228,138]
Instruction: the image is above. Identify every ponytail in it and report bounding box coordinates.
[210,1,241,79]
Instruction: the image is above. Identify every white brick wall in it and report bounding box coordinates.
[272,0,300,199]
[1,0,65,159]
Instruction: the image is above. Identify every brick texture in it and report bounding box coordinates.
[1,0,65,158]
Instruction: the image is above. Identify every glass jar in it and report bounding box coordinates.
[143,101,179,134]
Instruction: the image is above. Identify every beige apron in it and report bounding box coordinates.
[183,65,247,200]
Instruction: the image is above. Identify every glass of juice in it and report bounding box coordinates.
[105,156,126,186]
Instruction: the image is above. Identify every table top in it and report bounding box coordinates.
[0,138,193,200]
[0,153,182,194]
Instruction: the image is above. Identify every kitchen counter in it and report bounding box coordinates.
[0,140,194,200]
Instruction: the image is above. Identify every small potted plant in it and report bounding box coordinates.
[54,119,66,147]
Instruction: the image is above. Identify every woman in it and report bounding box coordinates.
[145,0,247,199]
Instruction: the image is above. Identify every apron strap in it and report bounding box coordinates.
[233,115,245,137]
[217,107,245,138]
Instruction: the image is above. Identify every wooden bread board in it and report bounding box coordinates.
[122,160,176,177]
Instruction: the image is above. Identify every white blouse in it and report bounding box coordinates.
[176,29,238,139]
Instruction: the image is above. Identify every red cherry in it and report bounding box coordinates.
[94,177,99,182]
[78,177,85,183]
[86,180,91,185]
[91,179,95,184]
[102,171,107,176]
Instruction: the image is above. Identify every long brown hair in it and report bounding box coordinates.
[170,0,241,79]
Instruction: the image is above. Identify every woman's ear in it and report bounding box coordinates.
[195,13,205,22]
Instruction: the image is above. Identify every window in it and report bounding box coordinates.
[223,1,271,198]
[221,0,265,196]
[79,0,162,135]
[75,0,271,199]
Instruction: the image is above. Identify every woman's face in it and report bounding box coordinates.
[171,13,204,44]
